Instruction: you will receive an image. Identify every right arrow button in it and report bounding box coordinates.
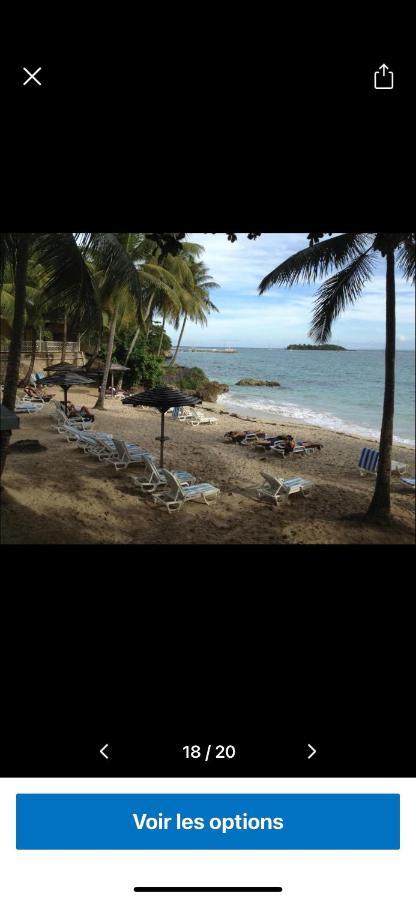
[307,743,317,759]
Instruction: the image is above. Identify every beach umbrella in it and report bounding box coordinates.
[40,372,97,415]
[122,387,201,467]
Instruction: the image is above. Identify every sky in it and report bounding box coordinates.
[164,233,415,350]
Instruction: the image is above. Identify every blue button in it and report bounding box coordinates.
[16,794,400,850]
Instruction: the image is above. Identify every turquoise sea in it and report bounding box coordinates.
[175,349,415,447]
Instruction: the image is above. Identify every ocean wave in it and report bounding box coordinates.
[216,393,415,447]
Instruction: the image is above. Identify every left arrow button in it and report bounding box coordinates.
[99,744,110,759]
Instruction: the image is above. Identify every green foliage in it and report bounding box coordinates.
[130,346,163,389]
[162,365,208,391]
[112,327,163,389]
[287,343,346,351]
[147,325,172,354]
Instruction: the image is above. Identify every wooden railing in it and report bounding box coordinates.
[20,340,80,353]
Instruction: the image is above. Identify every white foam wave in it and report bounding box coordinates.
[216,393,415,447]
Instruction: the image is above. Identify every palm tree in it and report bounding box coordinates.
[0,232,101,476]
[1,261,57,387]
[168,259,220,367]
[258,232,415,523]
[89,233,188,406]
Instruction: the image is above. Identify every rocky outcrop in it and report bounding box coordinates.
[196,381,229,402]
[236,378,280,387]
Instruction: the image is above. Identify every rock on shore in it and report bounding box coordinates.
[236,379,280,387]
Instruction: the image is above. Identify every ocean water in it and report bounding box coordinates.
[174,349,415,447]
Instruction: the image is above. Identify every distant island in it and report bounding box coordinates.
[287,343,347,351]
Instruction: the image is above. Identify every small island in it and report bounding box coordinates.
[287,343,347,351]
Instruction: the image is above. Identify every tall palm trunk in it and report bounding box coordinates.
[366,251,396,522]
[94,304,119,410]
[116,292,156,391]
[157,311,167,356]
[168,313,187,367]
[19,330,37,387]
[1,235,30,475]
[116,323,141,392]
[60,312,68,363]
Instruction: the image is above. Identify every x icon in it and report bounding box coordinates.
[23,66,42,86]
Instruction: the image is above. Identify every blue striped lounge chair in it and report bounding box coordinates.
[152,469,220,512]
[130,458,196,493]
[358,448,407,476]
[256,472,314,505]
[104,439,154,470]
[400,477,415,490]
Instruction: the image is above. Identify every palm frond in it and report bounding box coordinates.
[32,233,102,334]
[259,233,373,293]
[397,236,415,283]
[309,250,377,342]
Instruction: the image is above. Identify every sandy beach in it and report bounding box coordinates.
[1,387,415,544]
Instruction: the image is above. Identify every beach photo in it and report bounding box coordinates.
[1,232,414,544]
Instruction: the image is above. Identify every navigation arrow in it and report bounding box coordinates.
[100,743,110,759]
[307,743,317,759]
[379,64,389,75]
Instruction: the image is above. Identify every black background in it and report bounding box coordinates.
[1,13,414,767]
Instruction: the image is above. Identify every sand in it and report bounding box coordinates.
[1,387,415,544]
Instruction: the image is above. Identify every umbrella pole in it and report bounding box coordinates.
[111,372,114,392]
[64,387,68,416]
[160,410,165,467]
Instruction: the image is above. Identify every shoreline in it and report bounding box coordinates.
[210,398,414,450]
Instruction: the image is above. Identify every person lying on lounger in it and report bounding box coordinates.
[224,430,266,443]
[26,385,55,401]
[67,403,95,422]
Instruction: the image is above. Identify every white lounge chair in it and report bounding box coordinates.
[269,441,307,459]
[104,438,154,470]
[52,406,94,432]
[186,408,218,426]
[256,472,314,505]
[130,458,196,493]
[400,477,415,490]
[171,406,193,420]
[152,469,220,512]
[358,448,407,476]
[14,402,43,414]
[62,426,115,458]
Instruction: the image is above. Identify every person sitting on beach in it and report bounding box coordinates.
[67,403,95,422]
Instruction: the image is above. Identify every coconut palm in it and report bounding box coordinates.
[89,234,190,405]
[258,232,415,523]
[0,232,104,475]
[1,261,58,386]
[168,259,220,367]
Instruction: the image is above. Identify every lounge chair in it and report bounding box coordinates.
[62,426,115,458]
[130,458,196,493]
[152,469,220,512]
[14,402,43,414]
[103,438,154,470]
[400,477,415,490]
[52,406,94,432]
[256,471,314,505]
[186,408,218,426]
[358,448,407,476]
[269,442,307,459]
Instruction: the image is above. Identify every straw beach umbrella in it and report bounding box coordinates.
[122,387,201,467]
[40,372,97,415]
